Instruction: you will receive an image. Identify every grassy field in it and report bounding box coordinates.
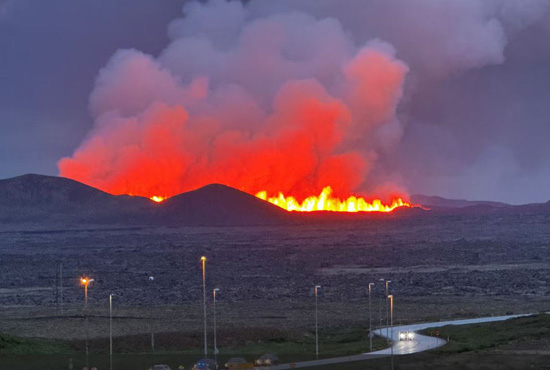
[0,325,387,369]
[309,314,550,370]
[2,315,549,369]
[0,333,71,355]
[419,314,550,354]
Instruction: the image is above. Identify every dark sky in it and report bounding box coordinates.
[1,0,549,204]
[0,0,184,176]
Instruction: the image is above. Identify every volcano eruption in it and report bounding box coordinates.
[58,0,412,212]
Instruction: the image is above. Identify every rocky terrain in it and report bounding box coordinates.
[0,174,549,341]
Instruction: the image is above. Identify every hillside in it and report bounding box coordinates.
[0,175,290,228]
[156,183,291,226]
[0,174,151,226]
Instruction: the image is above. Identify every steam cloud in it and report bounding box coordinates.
[59,0,549,201]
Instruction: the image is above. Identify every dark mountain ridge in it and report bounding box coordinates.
[1,174,548,229]
[0,174,289,227]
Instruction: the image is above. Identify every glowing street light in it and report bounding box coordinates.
[213,288,220,363]
[80,276,94,368]
[314,285,322,359]
[80,277,94,306]
[368,282,375,351]
[201,256,207,357]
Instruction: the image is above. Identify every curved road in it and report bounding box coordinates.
[266,313,531,369]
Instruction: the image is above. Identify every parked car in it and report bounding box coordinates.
[255,353,279,366]
[193,358,217,370]
[224,357,254,369]
[148,365,171,370]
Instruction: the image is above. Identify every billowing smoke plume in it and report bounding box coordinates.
[59,0,407,200]
[59,0,550,201]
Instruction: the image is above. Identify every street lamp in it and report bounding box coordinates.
[213,288,220,364]
[201,256,207,358]
[385,280,391,338]
[109,294,115,370]
[80,277,94,368]
[368,282,374,351]
[378,278,385,329]
[148,276,155,354]
[388,294,394,370]
[314,285,322,359]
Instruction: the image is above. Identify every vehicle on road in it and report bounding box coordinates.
[224,357,254,369]
[255,353,279,366]
[398,330,414,341]
[193,358,217,370]
[148,365,171,370]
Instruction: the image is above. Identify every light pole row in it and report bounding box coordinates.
[369,279,393,351]
[79,263,393,367]
[201,256,221,362]
[314,285,321,359]
[80,277,94,369]
[314,280,394,359]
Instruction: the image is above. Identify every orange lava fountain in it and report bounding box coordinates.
[256,186,412,213]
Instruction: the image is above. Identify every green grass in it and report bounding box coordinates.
[0,333,72,355]
[3,316,550,370]
[220,326,387,358]
[0,326,387,369]
[306,314,550,370]
[420,313,550,354]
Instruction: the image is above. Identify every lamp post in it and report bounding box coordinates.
[385,280,391,338]
[148,276,155,354]
[368,282,374,351]
[213,288,220,364]
[201,256,207,358]
[80,277,94,368]
[388,294,394,370]
[314,285,321,359]
[378,278,384,329]
[109,294,114,370]
[59,262,64,316]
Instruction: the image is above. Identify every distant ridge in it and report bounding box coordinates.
[1,174,548,230]
[0,174,289,228]
[0,174,151,225]
[410,194,510,209]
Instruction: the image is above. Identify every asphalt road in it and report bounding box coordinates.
[266,313,531,369]
[372,313,530,355]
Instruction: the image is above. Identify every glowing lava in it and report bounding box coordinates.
[150,196,167,203]
[256,186,412,212]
